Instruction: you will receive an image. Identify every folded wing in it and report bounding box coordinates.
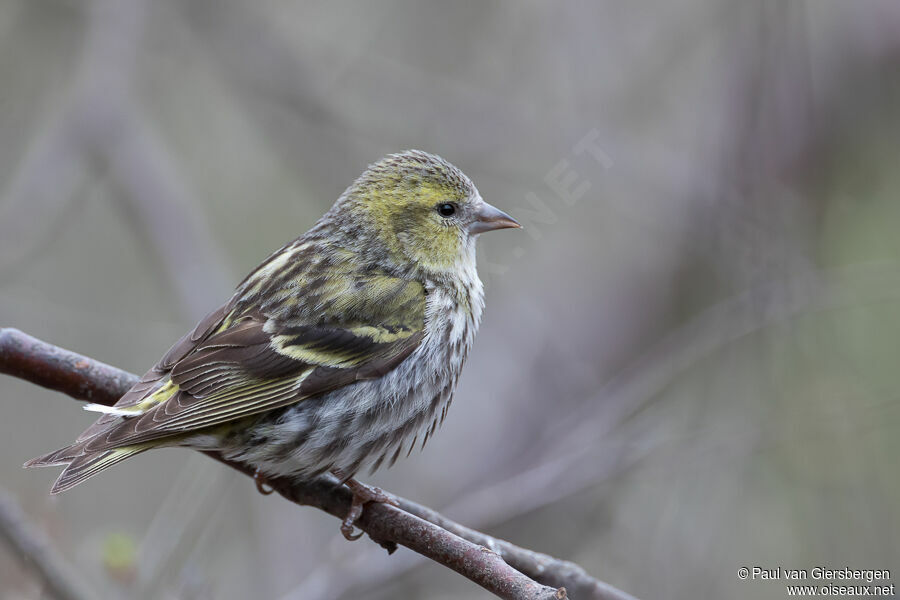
[26,270,426,493]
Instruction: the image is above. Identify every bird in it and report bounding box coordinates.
[25,150,520,539]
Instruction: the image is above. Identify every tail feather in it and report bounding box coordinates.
[48,447,148,494]
[24,444,85,468]
[26,407,182,492]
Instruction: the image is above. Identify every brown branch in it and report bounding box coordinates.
[0,328,635,600]
[397,497,638,600]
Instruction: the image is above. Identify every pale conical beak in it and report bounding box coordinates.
[468,202,521,235]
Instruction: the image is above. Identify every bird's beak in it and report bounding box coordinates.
[468,202,521,235]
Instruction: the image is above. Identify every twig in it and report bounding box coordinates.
[0,491,96,600]
[0,328,638,600]
[397,497,638,600]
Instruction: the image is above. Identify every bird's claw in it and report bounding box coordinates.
[335,474,399,541]
[253,468,274,495]
[341,508,365,541]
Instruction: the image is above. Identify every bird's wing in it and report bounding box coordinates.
[75,274,426,452]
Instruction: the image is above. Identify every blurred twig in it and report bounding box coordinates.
[0,491,96,600]
[0,328,645,600]
[77,0,233,319]
[0,0,232,318]
[134,452,226,598]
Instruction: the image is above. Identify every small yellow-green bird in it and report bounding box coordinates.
[27,150,519,538]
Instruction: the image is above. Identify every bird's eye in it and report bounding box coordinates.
[437,203,457,217]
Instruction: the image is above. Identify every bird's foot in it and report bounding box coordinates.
[332,471,399,541]
[253,468,274,495]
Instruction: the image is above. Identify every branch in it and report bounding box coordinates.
[0,492,96,600]
[397,498,637,600]
[0,328,635,600]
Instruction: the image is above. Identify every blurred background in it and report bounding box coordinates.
[2,1,899,598]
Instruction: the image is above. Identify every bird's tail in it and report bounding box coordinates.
[25,444,149,494]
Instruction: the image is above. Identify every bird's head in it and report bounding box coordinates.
[330,150,519,275]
